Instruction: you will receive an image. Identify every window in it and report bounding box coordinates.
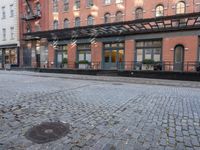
[53,20,58,29]
[135,8,143,19]
[35,25,41,31]
[176,1,186,14]
[75,17,80,27]
[77,44,91,63]
[104,0,111,5]
[136,40,162,62]
[64,19,69,28]
[87,15,94,25]
[115,11,123,22]
[10,27,14,39]
[86,0,93,7]
[155,5,164,17]
[2,6,5,19]
[27,26,31,33]
[74,0,80,10]
[2,28,6,40]
[55,45,68,68]
[10,4,14,17]
[104,13,111,23]
[116,0,123,3]
[63,0,69,11]
[36,3,41,16]
[53,0,58,12]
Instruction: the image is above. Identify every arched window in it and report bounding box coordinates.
[87,15,94,25]
[135,8,143,19]
[64,19,69,28]
[104,13,111,23]
[75,17,80,27]
[176,1,186,14]
[115,11,123,22]
[53,20,58,29]
[155,5,164,17]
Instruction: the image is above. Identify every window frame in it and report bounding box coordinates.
[176,1,186,14]
[135,7,143,20]
[155,4,164,17]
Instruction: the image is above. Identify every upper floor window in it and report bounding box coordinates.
[74,0,80,10]
[2,6,6,19]
[104,13,111,23]
[135,8,143,19]
[115,11,123,22]
[10,27,14,39]
[53,20,59,29]
[87,15,94,25]
[75,17,80,27]
[155,5,164,17]
[53,0,58,12]
[36,3,41,16]
[10,4,14,17]
[64,19,69,28]
[2,28,6,41]
[116,0,123,3]
[176,1,186,14]
[86,0,94,8]
[63,0,69,11]
[104,0,111,5]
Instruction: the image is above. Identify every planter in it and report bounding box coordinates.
[142,64,154,70]
[79,64,89,69]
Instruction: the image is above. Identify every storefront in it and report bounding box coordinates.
[77,44,91,69]
[55,45,68,68]
[103,42,125,70]
[0,47,19,69]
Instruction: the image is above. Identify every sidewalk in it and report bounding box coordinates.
[1,70,200,88]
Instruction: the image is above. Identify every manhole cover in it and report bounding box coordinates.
[25,122,70,144]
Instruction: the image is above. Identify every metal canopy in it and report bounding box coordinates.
[24,12,200,41]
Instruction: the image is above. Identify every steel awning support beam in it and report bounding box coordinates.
[24,12,200,41]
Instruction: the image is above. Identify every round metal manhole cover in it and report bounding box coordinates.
[25,122,70,144]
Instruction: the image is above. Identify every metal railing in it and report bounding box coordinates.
[21,60,200,72]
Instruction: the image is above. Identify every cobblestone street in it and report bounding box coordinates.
[1,71,200,150]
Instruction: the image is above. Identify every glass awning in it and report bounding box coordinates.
[24,12,200,41]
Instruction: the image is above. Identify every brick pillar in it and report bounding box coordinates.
[125,40,134,70]
[48,44,54,68]
[91,42,102,69]
[68,43,76,69]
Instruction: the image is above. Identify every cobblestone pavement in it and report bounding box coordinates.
[0,71,200,150]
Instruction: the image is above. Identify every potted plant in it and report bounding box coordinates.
[142,59,155,70]
[62,58,68,68]
[78,60,90,69]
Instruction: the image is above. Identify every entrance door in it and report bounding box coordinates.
[174,45,184,71]
[104,49,124,70]
[36,54,40,68]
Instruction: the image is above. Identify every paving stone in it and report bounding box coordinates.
[0,71,200,149]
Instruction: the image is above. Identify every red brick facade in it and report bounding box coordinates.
[20,0,200,71]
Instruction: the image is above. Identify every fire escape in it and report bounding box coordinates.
[22,0,41,33]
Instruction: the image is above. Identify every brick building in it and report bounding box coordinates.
[21,0,200,72]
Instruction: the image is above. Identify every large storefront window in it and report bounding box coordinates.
[136,40,162,62]
[77,44,91,69]
[0,48,18,68]
[55,45,68,68]
[103,42,124,70]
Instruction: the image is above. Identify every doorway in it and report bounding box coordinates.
[174,45,184,71]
